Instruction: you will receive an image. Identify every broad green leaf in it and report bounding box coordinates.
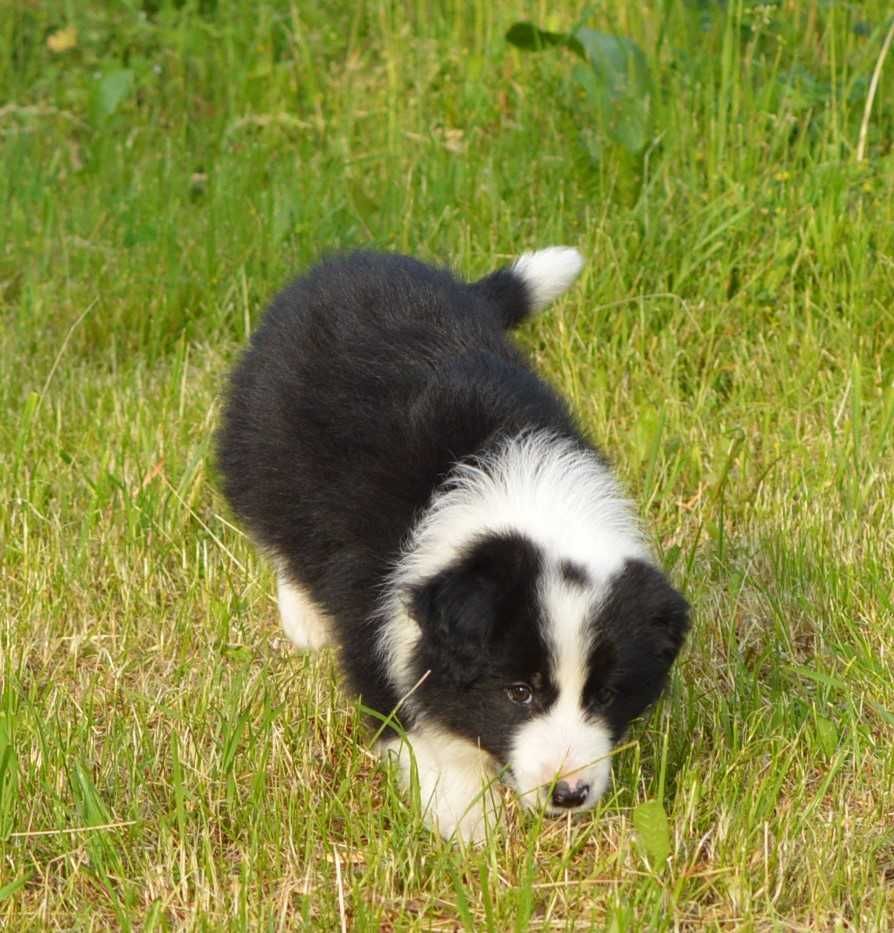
[572,28,653,153]
[94,69,134,118]
[571,61,602,99]
[573,60,650,154]
[573,29,652,99]
[505,22,583,58]
[579,127,603,165]
[633,799,671,867]
[504,21,653,153]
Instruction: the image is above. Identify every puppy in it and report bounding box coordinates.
[217,247,689,842]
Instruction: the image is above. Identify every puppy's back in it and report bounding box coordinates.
[217,255,506,592]
[216,250,578,615]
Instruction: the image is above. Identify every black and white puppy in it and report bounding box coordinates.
[217,247,689,842]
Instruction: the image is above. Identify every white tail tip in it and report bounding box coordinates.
[512,246,584,313]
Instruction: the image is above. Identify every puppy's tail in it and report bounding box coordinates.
[471,246,584,330]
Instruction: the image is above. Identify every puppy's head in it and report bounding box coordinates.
[409,532,688,815]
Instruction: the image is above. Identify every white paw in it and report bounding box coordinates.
[277,574,332,651]
[431,787,494,845]
[512,246,584,312]
[380,726,501,844]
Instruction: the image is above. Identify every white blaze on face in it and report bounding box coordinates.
[508,571,613,813]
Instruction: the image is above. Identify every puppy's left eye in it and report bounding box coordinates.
[506,683,533,705]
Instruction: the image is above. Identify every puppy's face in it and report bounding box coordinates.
[410,533,689,815]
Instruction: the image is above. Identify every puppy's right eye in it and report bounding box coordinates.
[506,683,533,705]
[595,685,617,706]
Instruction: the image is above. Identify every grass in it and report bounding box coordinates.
[2,0,893,927]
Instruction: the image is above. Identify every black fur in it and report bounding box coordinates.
[408,533,558,763]
[217,249,689,780]
[217,252,579,722]
[470,267,532,329]
[583,559,690,741]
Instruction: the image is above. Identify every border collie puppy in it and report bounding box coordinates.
[217,247,689,842]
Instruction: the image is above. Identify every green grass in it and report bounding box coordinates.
[2,0,893,927]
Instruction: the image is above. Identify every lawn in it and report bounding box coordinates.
[2,0,893,928]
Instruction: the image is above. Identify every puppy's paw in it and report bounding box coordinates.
[379,726,501,844]
[429,784,500,845]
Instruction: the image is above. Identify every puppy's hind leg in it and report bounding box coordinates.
[276,573,332,651]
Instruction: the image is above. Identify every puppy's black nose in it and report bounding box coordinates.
[551,780,590,809]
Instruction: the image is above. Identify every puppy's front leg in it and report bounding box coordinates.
[380,726,500,843]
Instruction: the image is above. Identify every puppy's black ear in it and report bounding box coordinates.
[408,533,541,685]
[652,582,690,662]
[605,559,690,662]
[410,563,499,646]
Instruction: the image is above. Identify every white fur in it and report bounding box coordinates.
[512,246,584,312]
[379,726,500,843]
[509,705,612,813]
[379,430,650,697]
[508,570,613,812]
[277,574,332,651]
